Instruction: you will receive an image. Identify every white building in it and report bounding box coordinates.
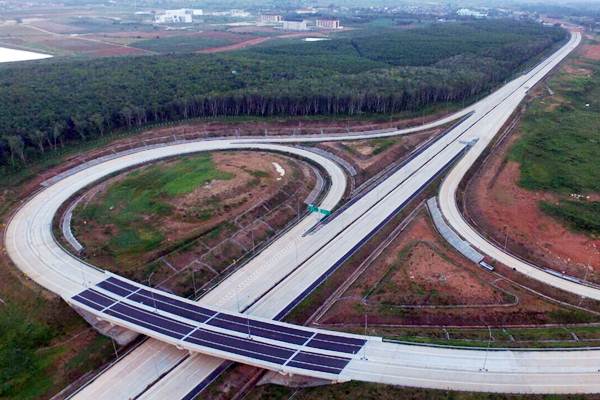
[155,9,199,24]
[295,7,317,15]
[282,20,308,31]
[230,9,251,18]
[316,19,341,29]
[456,8,488,18]
[259,14,282,24]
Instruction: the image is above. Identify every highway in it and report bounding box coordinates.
[5,29,599,397]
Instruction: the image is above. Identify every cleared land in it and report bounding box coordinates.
[315,126,445,186]
[314,208,598,330]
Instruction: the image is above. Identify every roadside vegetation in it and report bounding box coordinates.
[72,150,312,296]
[0,304,55,399]
[510,36,600,235]
[0,20,566,174]
[0,298,114,400]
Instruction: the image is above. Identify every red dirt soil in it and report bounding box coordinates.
[199,36,270,53]
[582,43,600,60]
[466,132,600,283]
[372,241,506,306]
[199,32,326,53]
[318,210,566,327]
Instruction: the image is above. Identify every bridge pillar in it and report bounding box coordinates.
[72,305,139,346]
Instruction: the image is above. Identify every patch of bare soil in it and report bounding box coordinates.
[368,241,505,306]
[582,43,600,60]
[465,130,600,284]
[563,63,592,76]
[197,32,323,53]
[161,152,295,241]
[317,210,573,326]
[198,36,270,53]
[317,128,442,186]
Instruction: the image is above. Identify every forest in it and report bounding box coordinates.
[0,20,566,167]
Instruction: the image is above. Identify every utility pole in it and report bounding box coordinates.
[480,325,491,372]
[111,338,119,360]
[361,302,368,361]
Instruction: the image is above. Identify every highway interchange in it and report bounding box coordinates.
[5,29,598,398]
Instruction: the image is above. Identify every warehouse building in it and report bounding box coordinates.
[282,19,308,31]
[316,19,341,29]
[259,14,283,24]
[154,9,202,24]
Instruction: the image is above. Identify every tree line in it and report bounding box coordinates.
[0,20,566,168]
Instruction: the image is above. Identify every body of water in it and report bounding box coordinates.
[0,46,52,63]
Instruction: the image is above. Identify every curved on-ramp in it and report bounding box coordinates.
[437,31,600,301]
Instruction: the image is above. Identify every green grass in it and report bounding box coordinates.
[0,304,57,399]
[64,335,113,375]
[510,97,600,193]
[509,47,600,235]
[77,153,233,256]
[132,35,236,53]
[371,138,398,155]
[540,200,600,236]
[382,324,600,349]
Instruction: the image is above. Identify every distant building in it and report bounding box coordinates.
[259,14,282,24]
[456,8,487,18]
[155,9,202,24]
[230,9,251,18]
[316,19,341,29]
[282,19,308,31]
[295,7,317,15]
[210,9,250,18]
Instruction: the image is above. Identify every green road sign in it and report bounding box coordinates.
[307,203,331,216]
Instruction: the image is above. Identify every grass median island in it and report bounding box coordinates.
[76,153,233,257]
[509,43,600,236]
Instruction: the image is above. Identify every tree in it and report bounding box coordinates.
[52,123,65,149]
[5,135,25,165]
[89,113,105,137]
[27,129,47,154]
